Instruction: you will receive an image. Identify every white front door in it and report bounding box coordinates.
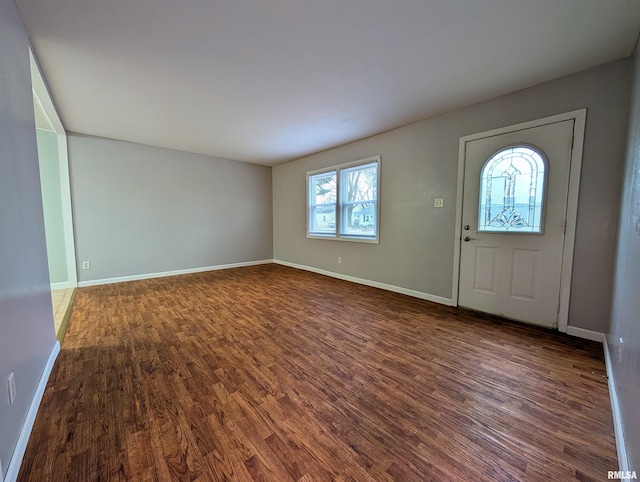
[458,119,574,327]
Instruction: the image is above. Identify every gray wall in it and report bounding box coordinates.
[0,0,58,477]
[68,134,273,283]
[608,39,640,470]
[36,128,68,284]
[274,58,632,333]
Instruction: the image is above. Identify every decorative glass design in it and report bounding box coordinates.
[478,146,546,233]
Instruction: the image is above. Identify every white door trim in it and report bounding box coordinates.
[452,109,586,332]
[29,48,78,288]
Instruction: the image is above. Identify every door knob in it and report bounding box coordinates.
[463,236,476,242]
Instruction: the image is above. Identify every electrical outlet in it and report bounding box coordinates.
[7,373,16,405]
[337,257,342,264]
[434,198,444,208]
[82,261,90,270]
[618,338,624,364]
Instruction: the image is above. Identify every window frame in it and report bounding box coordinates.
[307,170,338,237]
[306,155,380,243]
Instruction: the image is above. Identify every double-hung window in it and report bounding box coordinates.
[307,156,380,243]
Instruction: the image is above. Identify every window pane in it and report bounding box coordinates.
[340,162,378,237]
[310,205,336,234]
[309,171,336,235]
[311,172,336,204]
[478,146,546,233]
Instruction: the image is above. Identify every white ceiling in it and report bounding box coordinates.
[16,0,640,166]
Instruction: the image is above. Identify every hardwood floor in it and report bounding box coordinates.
[18,264,617,481]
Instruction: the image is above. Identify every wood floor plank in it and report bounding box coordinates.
[17,264,617,481]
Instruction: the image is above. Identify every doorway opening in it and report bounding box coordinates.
[29,48,78,340]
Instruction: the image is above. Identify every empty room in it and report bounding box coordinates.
[1,1,640,481]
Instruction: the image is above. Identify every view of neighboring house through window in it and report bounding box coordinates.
[308,170,337,235]
[307,156,380,242]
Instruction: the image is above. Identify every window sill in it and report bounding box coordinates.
[307,234,379,244]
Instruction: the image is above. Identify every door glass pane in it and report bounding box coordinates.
[478,146,546,233]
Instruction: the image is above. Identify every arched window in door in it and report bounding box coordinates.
[478,146,547,233]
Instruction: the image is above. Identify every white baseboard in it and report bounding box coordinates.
[50,281,74,291]
[274,259,455,306]
[603,338,630,475]
[565,326,605,342]
[4,341,60,482]
[78,259,274,287]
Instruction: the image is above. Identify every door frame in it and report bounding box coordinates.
[29,48,78,289]
[452,109,586,333]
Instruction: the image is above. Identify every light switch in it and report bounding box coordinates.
[434,198,444,208]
